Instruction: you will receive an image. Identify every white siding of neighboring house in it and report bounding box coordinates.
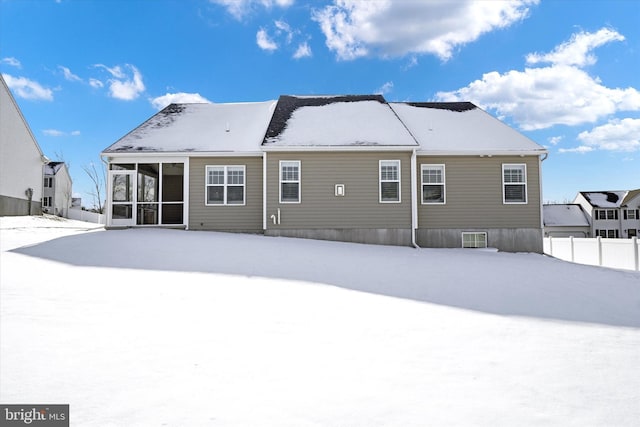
[44,164,73,217]
[0,75,47,215]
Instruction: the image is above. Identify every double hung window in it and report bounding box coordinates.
[280,161,300,203]
[596,209,618,220]
[380,160,401,203]
[502,164,527,204]
[206,165,245,205]
[421,164,445,204]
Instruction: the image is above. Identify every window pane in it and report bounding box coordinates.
[110,163,135,171]
[227,168,244,185]
[423,185,444,203]
[207,186,224,204]
[281,182,299,202]
[505,184,525,202]
[162,163,184,202]
[112,175,132,202]
[138,163,159,202]
[161,203,183,224]
[227,186,244,204]
[137,204,158,225]
[422,167,443,184]
[504,167,524,183]
[381,164,398,181]
[207,168,224,185]
[281,165,298,181]
[112,204,132,219]
[381,182,399,201]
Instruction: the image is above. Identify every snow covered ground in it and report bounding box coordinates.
[1,216,639,426]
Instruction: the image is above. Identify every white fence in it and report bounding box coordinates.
[544,236,639,271]
[68,208,106,225]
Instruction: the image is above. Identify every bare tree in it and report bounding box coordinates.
[83,161,106,214]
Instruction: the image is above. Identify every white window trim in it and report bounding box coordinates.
[279,160,301,204]
[205,165,246,206]
[379,160,401,204]
[421,164,446,204]
[462,232,487,248]
[44,177,53,188]
[42,197,52,207]
[502,163,527,204]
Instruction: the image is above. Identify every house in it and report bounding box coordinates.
[101,95,548,252]
[0,74,48,215]
[42,161,73,217]
[574,190,640,238]
[543,204,591,237]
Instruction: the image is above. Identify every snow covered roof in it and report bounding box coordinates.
[103,101,277,154]
[622,189,640,207]
[44,161,66,175]
[543,204,590,227]
[263,95,418,148]
[389,102,546,154]
[103,96,548,155]
[579,191,628,208]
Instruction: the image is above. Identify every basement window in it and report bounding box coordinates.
[462,232,487,249]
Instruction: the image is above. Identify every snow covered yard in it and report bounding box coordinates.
[1,216,639,426]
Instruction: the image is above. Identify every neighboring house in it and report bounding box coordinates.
[43,161,73,217]
[71,197,82,209]
[0,74,48,215]
[543,204,591,237]
[101,95,548,252]
[574,190,640,238]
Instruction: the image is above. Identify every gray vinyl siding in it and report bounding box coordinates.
[417,155,542,229]
[189,156,263,231]
[266,151,412,229]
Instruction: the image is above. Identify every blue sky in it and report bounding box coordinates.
[1,0,638,207]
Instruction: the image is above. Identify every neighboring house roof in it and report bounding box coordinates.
[579,191,628,208]
[622,188,640,207]
[389,102,546,154]
[543,204,590,226]
[103,101,277,154]
[262,95,418,148]
[44,161,66,175]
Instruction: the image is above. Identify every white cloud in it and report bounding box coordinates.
[2,74,53,101]
[548,136,563,145]
[43,129,81,137]
[150,92,212,110]
[209,0,294,20]
[89,78,104,88]
[293,42,312,59]
[558,146,594,154]
[574,118,640,152]
[312,0,537,61]
[1,57,21,68]
[256,28,278,51]
[374,81,394,95]
[526,28,624,67]
[435,28,640,130]
[58,65,82,82]
[95,64,145,101]
[43,129,65,137]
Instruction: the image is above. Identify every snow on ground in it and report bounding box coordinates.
[1,216,639,426]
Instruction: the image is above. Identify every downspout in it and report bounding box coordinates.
[410,149,420,248]
[263,152,267,232]
[539,153,548,243]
